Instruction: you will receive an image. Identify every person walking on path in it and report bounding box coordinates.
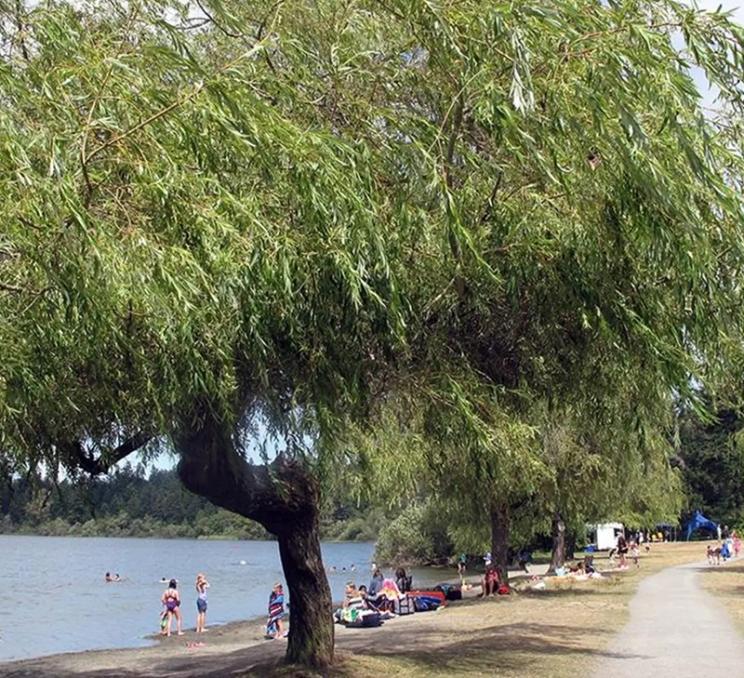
[195,573,209,633]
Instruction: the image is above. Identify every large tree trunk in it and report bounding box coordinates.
[548,511,566,574]
[175,413,334,668]
[490,502,510,585]
[277,521,334,666]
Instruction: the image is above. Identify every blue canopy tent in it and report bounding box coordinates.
[685,510,718,540]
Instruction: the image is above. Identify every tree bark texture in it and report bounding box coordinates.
[175,413,334,668]
[548,511,566,574]
[490,502,510,585]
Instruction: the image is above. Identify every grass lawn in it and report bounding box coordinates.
[698,553,744,634]
[267,541,706,678]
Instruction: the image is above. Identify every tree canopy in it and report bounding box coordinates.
[1,0,743,667]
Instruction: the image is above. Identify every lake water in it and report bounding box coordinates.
[0,535,444,663]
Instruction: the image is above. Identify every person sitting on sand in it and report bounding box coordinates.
[266,582,287,639]
[344,583,369,610]
[481,563,500,597]
[358,584,376,608]
[161,579,183,637]
[369,567,384,596]
[195,573,209,633]
[395,567,412,593]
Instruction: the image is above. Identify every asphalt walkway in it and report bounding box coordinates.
[595,560,744,677]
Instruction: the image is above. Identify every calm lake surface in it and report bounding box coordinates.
[0,535,444,662]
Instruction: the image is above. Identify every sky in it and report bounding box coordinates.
[689,1,744,106]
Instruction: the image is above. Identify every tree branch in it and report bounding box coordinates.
[175,413,318,535]
[65,433,151,475]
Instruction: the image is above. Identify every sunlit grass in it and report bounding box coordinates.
[264,542,705,678]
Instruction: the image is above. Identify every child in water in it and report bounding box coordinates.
[266,582,287,639]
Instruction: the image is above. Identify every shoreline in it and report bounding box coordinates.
[0,544,709,678]
[0,531,375,544]
[0,570,539,676]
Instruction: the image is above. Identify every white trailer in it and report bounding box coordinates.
[591,523,625,551]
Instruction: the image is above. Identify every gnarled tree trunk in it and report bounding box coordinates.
[490,501,510,585]
[175,413,334,668]
[548,511,566,574]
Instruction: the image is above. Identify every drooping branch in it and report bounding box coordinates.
[62,432,151,476]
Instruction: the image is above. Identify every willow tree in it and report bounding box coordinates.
[1,0,744,669]
[0,0,411,666]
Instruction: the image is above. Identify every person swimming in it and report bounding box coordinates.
[105,572,121,582]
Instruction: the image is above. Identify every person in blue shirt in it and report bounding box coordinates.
[368,567,384,596]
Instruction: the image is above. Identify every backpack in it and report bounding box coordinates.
[395,595,416,615]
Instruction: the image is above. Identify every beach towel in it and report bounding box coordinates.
[379,578,403,600]
[266,591,284,635]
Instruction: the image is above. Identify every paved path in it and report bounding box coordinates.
[595,560,744,677]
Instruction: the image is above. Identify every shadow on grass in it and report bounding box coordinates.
[694,564,744,575]
[0,619,648,678]
[326,621,647,678]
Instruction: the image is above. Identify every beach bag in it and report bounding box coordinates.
[410,589,446,612]
[395,595,416,616]
[412,595,442,612]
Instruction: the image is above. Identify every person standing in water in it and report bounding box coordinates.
[161,578,183,636]
[195,573,209,633]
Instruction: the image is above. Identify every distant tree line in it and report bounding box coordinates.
[678,403,744,530]
[0,463,383,542]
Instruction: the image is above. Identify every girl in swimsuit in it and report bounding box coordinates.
[195,573,209,633]
[161,579,183,636]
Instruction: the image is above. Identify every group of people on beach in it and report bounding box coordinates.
[159,573,210,637]
[156,574,288,640]
[337,565,415,621]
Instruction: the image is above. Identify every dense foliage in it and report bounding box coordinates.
[1,0,743,666]
[678,405,744,528]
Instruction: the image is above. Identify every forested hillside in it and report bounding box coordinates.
[0,464,382,541]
